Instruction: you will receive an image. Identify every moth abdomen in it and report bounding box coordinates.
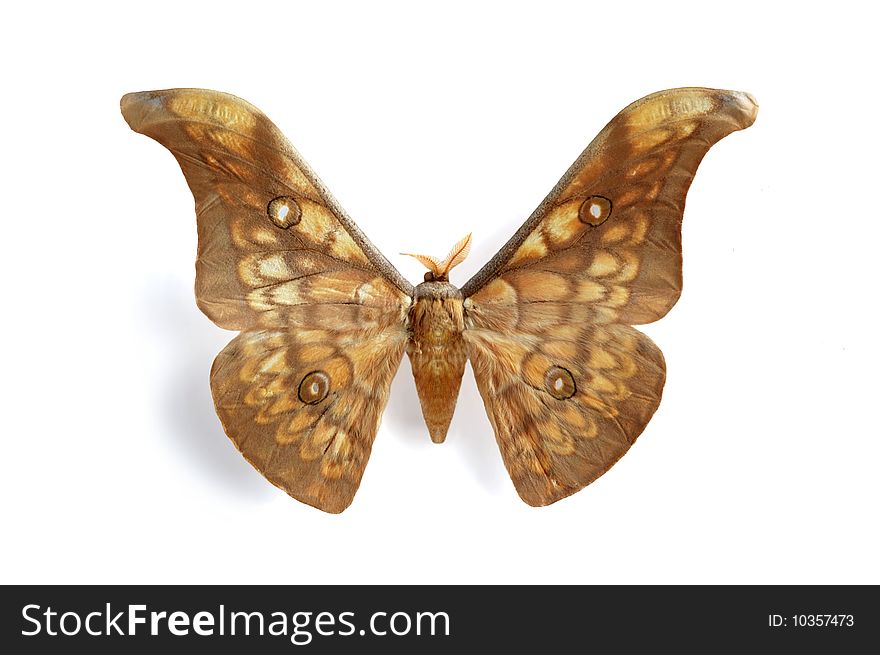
[406,282,468,443]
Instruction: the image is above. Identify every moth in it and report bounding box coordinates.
[121,87,757,513]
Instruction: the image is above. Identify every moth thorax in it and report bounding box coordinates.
[413,281,463,301]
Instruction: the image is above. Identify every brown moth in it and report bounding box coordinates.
[121,87,757,513]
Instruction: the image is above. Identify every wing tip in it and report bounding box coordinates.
[294,491,353,514]
[119,90,163,131]
[722,89,759,129]
[515,480,583,508]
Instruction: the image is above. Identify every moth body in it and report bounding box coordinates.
[406,281,468,443]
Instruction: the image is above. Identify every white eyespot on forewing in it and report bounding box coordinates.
[578,195,612,226]
[267,196,302,229]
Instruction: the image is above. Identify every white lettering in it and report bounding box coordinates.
[268,612,288,636]
[291,612,313,646]
[416,611,450,636]
[150,611,167,635]
[106,604,124,635]
[193,611,214,636]
[230,611,264,636]
[85,611,102,636]
[21,604,41,636]
[128,604,146,635]
[314,612,335,636]
[371,612,387,636]
[44,607,58,636]
[337,612,356,636]
[167,611,190,636]
[389,612,411,636]
[59,612,81,636]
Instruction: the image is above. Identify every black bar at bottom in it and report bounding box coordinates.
[1,585,875,652]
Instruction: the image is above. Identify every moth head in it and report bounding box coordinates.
[402,233,472,283]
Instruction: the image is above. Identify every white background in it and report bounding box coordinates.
[1,1,877,584]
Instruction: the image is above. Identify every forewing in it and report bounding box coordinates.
[121,88,412,330]
[462,87,757,324]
